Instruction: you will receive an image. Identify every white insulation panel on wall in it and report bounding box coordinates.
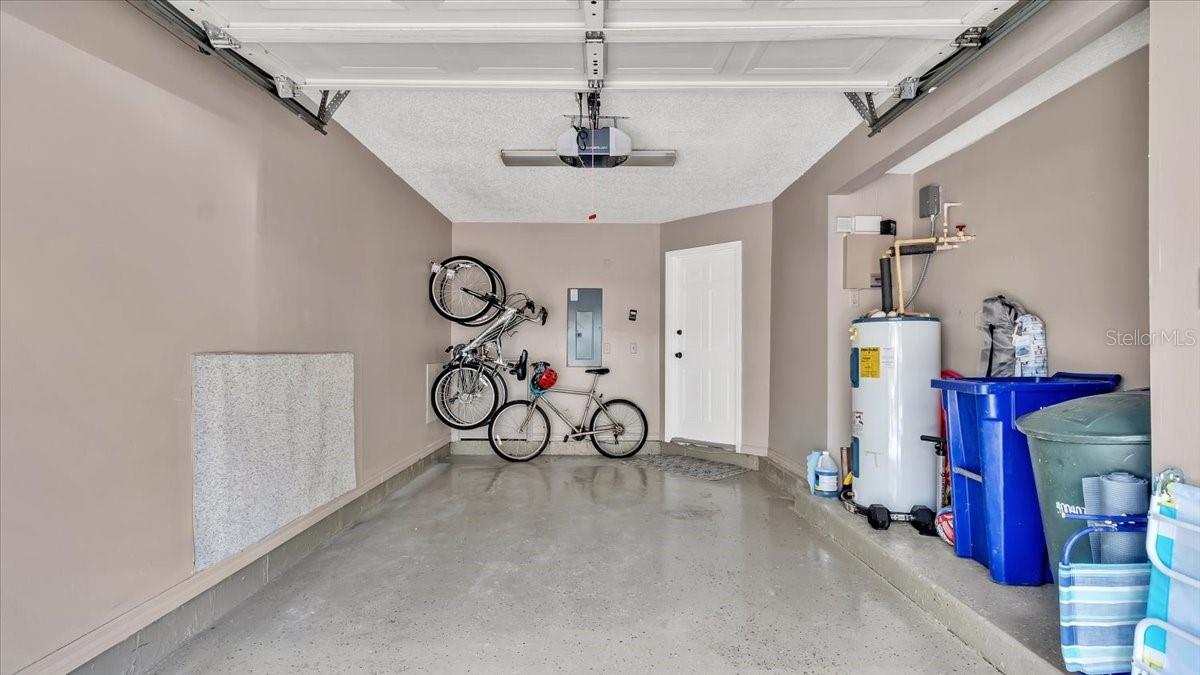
[192,353,356,569]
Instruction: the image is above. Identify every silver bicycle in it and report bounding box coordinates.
[430,286,546,430]
[487,363,647,462]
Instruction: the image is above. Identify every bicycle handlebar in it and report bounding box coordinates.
[462,288,545,323]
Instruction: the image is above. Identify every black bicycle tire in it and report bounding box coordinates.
[459,263,508,327]
[428,255,495,325]
[488,400,550,462]
[588,399,648,458]
[430,365,499,430]
[491,369,508,408]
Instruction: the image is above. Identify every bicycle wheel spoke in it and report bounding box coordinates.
[436,262,490,319]
[593,402,645,456]
[491,403,547,460]
[436,365,495,427]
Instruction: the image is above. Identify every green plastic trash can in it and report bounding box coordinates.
[1016,390,1151,583]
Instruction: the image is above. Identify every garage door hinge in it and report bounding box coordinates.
[896,76,920,101]
[954,26,986,49]
[274,76,297,99]
[317,89,351,125]
[201,21,240,50]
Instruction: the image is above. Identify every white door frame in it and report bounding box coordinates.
[664,240,742,452]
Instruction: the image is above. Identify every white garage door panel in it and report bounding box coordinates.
[172,0,1014,89]
[194,0,1005,26]
[268,42,584,81]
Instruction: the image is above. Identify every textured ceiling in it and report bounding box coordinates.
[335,88,861,223]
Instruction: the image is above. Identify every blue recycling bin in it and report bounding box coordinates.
[931,372,1121,585]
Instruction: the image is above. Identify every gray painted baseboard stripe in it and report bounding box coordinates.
[760,457,1060,675]
[73,444,451,675]
[449,440,761,471]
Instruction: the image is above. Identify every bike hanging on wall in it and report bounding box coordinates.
[429,255,507,326]
[428,257,547,429]
[486,362,647,462]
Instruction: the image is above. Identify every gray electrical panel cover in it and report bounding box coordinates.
[567,288,603,367]
[919,184,942,219]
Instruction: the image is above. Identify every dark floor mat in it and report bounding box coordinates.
[623,454,749,481]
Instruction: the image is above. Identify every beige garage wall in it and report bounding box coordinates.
[0,3,451,673]
[660,203,773,454]
[452,222,662,441]
[911,49,1150,387]
[1147,1,1200,479]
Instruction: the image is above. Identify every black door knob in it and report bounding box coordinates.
[674,352,683,358]
[676,329,682,335]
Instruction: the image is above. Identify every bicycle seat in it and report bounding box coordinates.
[585,367,610,375]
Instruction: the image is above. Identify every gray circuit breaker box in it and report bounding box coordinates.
[567,288,603,367]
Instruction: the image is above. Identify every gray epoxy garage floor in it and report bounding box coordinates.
[156,456,996,674]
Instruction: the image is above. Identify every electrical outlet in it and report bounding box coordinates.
[603,342,611,355]
[630,342,638,355]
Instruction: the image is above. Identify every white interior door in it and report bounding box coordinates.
[665,241,741,449]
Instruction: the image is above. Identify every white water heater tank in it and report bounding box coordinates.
[850,317,941,512]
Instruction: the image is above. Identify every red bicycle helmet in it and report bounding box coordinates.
[530,362,558,395]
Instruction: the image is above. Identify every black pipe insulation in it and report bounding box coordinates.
[879,257,894,313]
[896,243,938,256]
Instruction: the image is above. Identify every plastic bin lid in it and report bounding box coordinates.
[1015,390,1151,444]
[931,371,1121,394]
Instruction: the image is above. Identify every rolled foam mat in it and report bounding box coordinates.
[1099,471,1150,564]
[1082,474,1105,563]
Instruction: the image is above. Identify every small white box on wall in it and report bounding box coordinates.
[854,215,883,234]
[835,216,853,233]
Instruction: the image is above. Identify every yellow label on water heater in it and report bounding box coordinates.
[860,347,881,378]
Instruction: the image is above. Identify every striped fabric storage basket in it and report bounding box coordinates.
[1132,476,1200,675]
[1059,517,1149,674]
